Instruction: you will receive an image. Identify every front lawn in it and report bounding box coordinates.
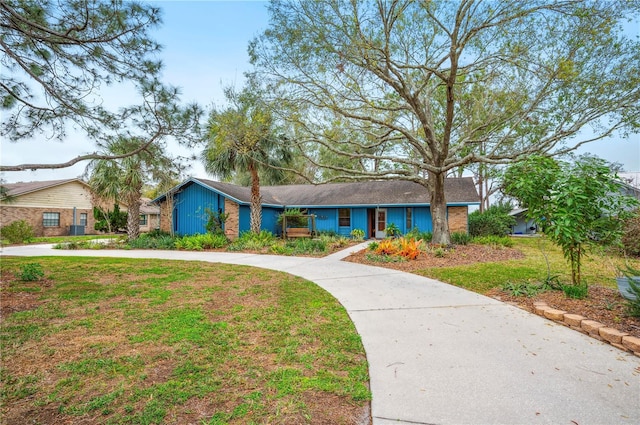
[0,257,370,424]
[415,237,639,292]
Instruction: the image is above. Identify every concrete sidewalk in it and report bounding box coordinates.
[2,243,639,424]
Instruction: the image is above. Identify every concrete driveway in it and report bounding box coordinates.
[2,243,639,424]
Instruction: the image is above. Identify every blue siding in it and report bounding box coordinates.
[386,207,404,232]
[174,183,224,235]
[351,208,367,234]
[237,206,282,234]
[262,207,281,234]
[308,208,338,233]
[239,206,251,234]
[413,207,432,232]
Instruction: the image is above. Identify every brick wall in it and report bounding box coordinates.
[1,205,97,237]
[224,198,239,240]
[447,206,468,234]
[158,198,173,234]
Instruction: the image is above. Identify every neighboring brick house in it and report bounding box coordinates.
[154,177,479,239]
[1,179,98,237]
[139,198,161,233]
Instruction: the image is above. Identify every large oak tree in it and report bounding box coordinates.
[249,0,640,244]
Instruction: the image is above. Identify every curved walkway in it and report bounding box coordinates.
[2,243,639,424]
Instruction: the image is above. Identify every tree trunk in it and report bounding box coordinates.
[428,171,451,245]
[249,163,262,234]
[125,192,142,241]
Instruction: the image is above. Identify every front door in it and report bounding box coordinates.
[375,208,387,238]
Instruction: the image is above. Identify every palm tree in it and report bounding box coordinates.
[202,86,292,233]
[88,137,179,240]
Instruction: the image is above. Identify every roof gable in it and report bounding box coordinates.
[2,178,90,198]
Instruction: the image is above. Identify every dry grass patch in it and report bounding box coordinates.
[1,257,370,425]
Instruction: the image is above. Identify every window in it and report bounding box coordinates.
[139,214,148,225]
[80,213,88,226]
[43,212,60,227]
[338,208,350,227]
[406,207,412,230]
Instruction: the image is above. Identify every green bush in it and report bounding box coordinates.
[561,283,588,299]
[93,204,127,233]
[620,264,640,317]
[175,233,228,251]
[365,252,407,263]
[204,208,228,235]
[502,281,547,297]
[128,233,177,250]
[406,228,432,242]
[451,232,471,245]
[350,228,365,241]
[285,238,327,254]
[0,220,35,244]
[227,231,276,251]
[384,223,401,237]
[468,203,516,237]
[472,235,514,248]
[621,209,640,257]
[16,263,45,281]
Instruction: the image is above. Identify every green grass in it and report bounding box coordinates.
[1,257,370,424]
[415,237,640,294]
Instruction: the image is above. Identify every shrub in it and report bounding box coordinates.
[175,233,228,251]
[375,239,398,256]
[502,281,547,297]
[227,231,276,251]
[397,237,422,260]
[621,264,640,317]
[350,228,365,241]
[286,238,327,254]
[127,233,176,250]
[433,247,446,258]
[621,209,640,257]
[384,223,401,237]
[406,228,432,242]
[16,263,44,281]
[93,204,127,233]
[468,203,516,237]
[472,235,514,248]
[0,220,35,244]
[451,232,471,245]
[374,237,422,260]
[561,283,588,299]
[365,252,407,263]
[204,208,228,236]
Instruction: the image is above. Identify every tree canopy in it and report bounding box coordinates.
[202,84,293,233]
[503,154,639,286]
[249,0,640,243]
[0,0,202,171]
[88,137,180,240]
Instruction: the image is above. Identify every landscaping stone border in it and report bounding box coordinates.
[533,301,640,357]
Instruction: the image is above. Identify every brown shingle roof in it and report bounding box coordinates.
[192,177,478,206]
[2,179,87,198]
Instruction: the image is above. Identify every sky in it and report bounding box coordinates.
[1,0,639,184]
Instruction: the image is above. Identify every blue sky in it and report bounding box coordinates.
[2,0,638,183]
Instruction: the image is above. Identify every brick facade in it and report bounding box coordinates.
[0,205,97,237]
[447,206,468,234]
[224,198,240,240]
[158,198,173,234]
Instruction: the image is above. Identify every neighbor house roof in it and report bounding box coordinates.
[155,177,479,207]
[1,178,89,198]
[140,198,160,215]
